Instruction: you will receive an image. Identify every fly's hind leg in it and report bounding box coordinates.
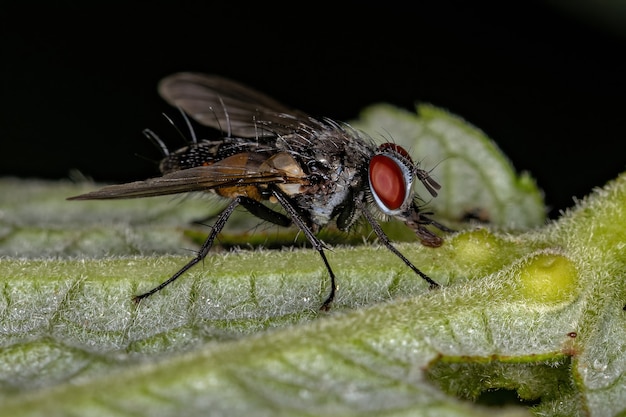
[133,197,243,303]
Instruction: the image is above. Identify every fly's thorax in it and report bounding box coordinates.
[286,131,371,229]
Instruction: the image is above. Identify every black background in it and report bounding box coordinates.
[2,2,625,219]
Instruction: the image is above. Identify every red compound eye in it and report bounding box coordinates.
[369,154,406,211]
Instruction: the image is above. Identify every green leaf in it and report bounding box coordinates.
[1,104,624,416]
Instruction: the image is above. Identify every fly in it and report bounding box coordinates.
[68,72,452,311]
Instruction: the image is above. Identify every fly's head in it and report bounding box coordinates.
[368,143,444,247]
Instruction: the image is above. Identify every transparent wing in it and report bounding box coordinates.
[67,153,305,200]
[158,72,321,137]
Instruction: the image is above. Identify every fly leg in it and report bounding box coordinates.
[133,197,243,303]
[355,199,440,289]
[194,198,291,228]
[271,189,336,311]
[240,197,291,227]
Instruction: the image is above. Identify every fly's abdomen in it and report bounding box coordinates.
[159,141,222,174]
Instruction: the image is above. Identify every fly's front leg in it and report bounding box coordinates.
[133,197,243,303]
[355,199,440,289]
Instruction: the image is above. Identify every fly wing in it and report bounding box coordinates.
[67,153,304,200]
[158,72,320,138]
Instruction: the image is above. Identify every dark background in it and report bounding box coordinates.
[2,2,625,219]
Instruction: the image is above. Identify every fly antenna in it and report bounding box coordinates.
[415,157,450,197]
[415,168,440,197]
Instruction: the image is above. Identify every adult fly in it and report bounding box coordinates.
[68,72,451,310]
